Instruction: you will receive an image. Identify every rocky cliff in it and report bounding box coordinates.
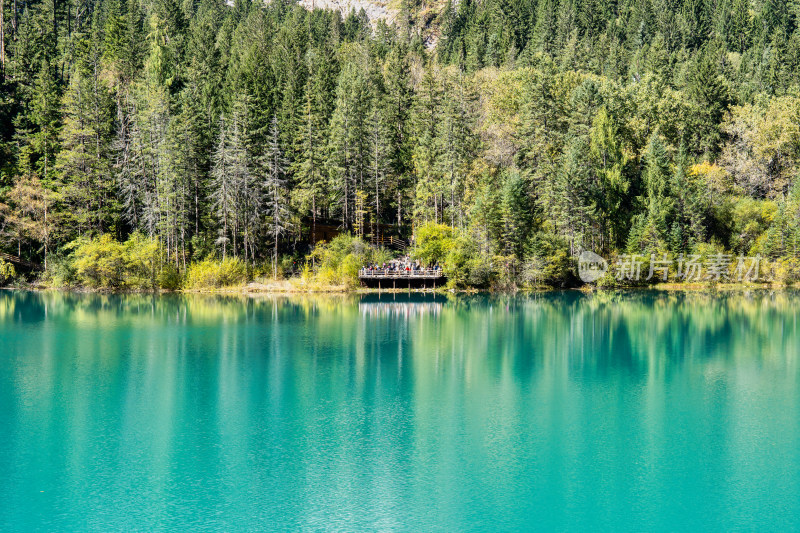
[296,0,399,25]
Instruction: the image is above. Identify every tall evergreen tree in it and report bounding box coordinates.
[263,114,291,278]
[411,62,442,222]
[56,21,116,236]
[292,47,332,239]
[327,44,370,228]
[686,48,730,158]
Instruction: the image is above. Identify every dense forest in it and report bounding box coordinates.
[2,0,800,289]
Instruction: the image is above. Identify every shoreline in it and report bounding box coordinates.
[4,280,798,296]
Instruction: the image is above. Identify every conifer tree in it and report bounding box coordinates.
[411,62,442,222]
[28,57,60,184]
[629,133,672,252]
[729,0,751,52]
[383,45,413,225]
[211,114,236,258]
[263,115,291,278]
[56,20,116,236]
[367,71,390,229]
[686,49,730,157]
[436,66,476,229]
[292,47,331,240]
[589,106,629,249]
[327,44,370,228]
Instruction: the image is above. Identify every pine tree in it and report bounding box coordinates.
[686,49,730,157]
[681,0,711,49]
[115,106,146,230]
[383,45,413,226]
[56,21,116,236]
[121,0,146,83]
[436,66,476,229]
[230,96,260,264]
[668,144,707,252]
[211,115,236,258]
[630,133,672,252]
[27,57,60,185]
[589,106,629,249]
[263,115,291,278]
[500,170,533,259]
[729,0,752,52]
[327,44,370,229]
[164,88,205,268]
[210,101,251,259]
[518,57,568,215]
[118,12,176,244]
[411,62,442,223]
[555,0,578,53]
[292,47,331,241]
[103,0,128,86]
[548,136,599,254]
[367,77,390,233]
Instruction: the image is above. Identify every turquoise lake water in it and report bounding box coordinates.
[1,290,799,531]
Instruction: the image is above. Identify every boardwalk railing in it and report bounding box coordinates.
[0,252,43,271]
[358,268,444,279]
[369,235,409,250]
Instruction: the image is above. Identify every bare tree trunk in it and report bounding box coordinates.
[44,199,49,271]
[273,214,279,279]
[222,216,227,259]
[374,131,380,241]
[1,0,5,79]
[194,182,199,237]
[232,219,237,258]
[344,169,349,229]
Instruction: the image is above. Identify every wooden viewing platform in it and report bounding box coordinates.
[0,252,43,271]
[359,268,446,289]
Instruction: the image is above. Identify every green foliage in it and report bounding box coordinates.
[60,234,184,290]
[440,234,473,288]
[43,255,78,288]
[159,264,184,291]
[729,199,777,255]
[124,233,161,290]
[413,222,455,266]
[0,261,16,285]
[308,234,385,287]
[185,258,248,289]
[760,178,800,259]
[67,235,128,289]
[522,233,576,288]
[443,233,493,288]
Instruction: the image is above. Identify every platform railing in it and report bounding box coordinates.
[359,268,444,279]
[0,252,43,271]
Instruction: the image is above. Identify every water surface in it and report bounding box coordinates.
[1,290,799,531]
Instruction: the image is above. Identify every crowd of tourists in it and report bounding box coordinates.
[361,258,442,275]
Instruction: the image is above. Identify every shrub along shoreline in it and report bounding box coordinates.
[6,232,387,293]
[3,228,798,294]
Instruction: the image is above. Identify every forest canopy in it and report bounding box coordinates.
[2,0,800,288]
